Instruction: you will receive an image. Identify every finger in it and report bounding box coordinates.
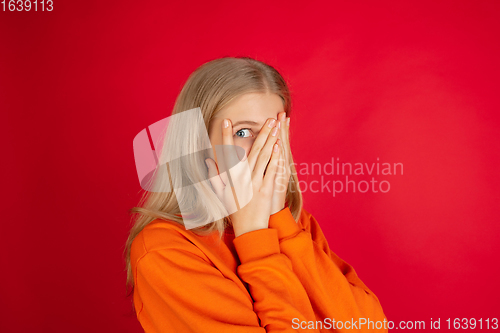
[205,158,225,198]
[280,115,291,178]
[275,143,287,193]
[253,123,280,179]
[262,141,281,190]
[247,118,277,171]
[278,113,290,165]
[274,139,286,187]
[264,137,281,176]
[279,138,287,179]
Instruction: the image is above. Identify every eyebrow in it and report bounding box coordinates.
[231,120,262,127]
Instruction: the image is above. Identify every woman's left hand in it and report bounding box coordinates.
[270,112,291,215]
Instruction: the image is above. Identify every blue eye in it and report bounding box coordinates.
[235,128,252,138]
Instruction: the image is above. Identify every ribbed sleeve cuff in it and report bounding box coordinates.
[268,207,301,240]
[233,228,280,264]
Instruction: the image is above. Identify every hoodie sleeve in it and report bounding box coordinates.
[268,207,389,333]
[133,227,320,333]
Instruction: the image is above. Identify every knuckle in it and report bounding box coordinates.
[253,142,263,152]
[259,187,273,198]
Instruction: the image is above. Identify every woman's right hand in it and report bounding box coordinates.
[205,118,282,238]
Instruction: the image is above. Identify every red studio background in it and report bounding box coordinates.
[1,1,499,332]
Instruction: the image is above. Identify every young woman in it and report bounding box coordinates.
[125,57,388,332]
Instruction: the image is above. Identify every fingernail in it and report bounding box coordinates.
[268,119,276,128]
[286,117,290,127]
[274,143,279,152]
[278,121,281,129]
[272,127,278,136]
[223,119,229,128]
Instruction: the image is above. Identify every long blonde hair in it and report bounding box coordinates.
[124,56,303,296]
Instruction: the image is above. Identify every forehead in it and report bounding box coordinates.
[216,92,284,126]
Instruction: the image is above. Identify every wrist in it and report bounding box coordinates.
[233,225,268,238]
[270,205,286,216]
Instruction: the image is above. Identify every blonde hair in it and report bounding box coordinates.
[124,56,303,297]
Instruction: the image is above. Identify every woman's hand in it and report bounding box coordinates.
[205,118,281,237]
[270,112,291,215]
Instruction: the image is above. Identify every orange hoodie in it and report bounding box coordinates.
[130,207,388,332]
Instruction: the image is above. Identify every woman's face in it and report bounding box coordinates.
[208,92,285,159]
